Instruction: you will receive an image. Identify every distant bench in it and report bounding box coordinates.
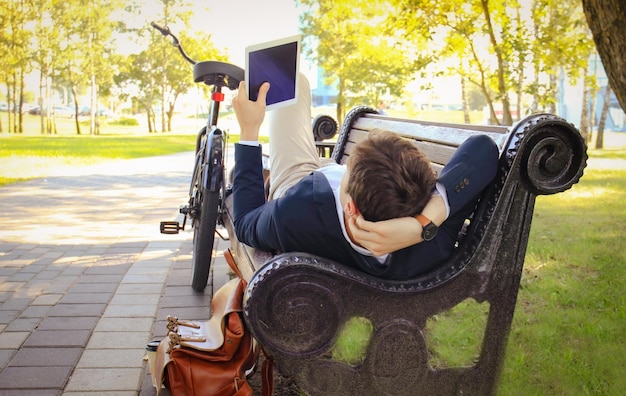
[225,107,587,395]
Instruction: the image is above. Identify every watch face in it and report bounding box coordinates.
[422,223,438,241]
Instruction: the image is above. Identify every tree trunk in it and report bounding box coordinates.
[167,97,177,132]
[547,74,556,115]
[579,83,590,143]
[18,70,24,133]
[516,64,524,122]
[146,106,154,133]
[89,74,99,135]
[5,80,11,134]
[160,89,166,133]
[38,72,45,135]
[583,0,626,112]
[9,74,16,134]
[481,0,513,125]
[596,85,612,149]
[336,82,344,126]
[461,76,471,124]
[71,82,81,135]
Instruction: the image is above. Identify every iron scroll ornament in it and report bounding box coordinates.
[509,113,587,196]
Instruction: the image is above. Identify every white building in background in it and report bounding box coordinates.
[558,55,625,132]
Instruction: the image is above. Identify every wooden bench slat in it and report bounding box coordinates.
[359,113,510,134]
[352,115,510,149]
[340,128,466,168]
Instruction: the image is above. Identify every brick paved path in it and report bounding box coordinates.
[0,152,232,395]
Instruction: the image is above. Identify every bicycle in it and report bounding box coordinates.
[152,23,338,292]
[152,22,244,291]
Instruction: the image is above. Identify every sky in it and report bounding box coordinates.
[196,0,301,66]
[131,0,302,67]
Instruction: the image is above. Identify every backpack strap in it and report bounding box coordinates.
[225,248,247,286]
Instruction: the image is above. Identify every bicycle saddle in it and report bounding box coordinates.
[193,61,245,90]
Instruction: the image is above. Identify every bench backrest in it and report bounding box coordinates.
[332,107,509,174]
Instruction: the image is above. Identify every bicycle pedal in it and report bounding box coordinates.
[160,221,181,234]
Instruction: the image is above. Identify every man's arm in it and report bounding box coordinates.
[348,135,498,256]
[231,80,285,251]
[232,142,287,252]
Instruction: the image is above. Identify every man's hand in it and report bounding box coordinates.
[347,194,447,256]
[232,81,270,141]
[348,216,422,256]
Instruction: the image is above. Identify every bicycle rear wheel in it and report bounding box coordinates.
[191,188,219,291]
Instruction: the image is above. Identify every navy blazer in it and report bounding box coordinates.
[233,135,498,279]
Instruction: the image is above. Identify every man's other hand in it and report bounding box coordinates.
[232,81,270,142]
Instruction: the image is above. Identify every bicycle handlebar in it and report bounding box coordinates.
[150,21,169,36]
[150,22,196,65]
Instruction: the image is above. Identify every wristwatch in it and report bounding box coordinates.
[416,214,438,241]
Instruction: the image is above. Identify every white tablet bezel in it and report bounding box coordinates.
[245,35,301,111]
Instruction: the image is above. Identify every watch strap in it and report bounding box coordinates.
[416,214,438,242]
[416,214,432,227]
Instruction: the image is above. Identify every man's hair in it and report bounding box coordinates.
[347,130,436,222]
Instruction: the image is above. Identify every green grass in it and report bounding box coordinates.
[0,134,199,159]
[0,132,269,185]
[498,151,626,395]
[0,134,198,185]
[329,148,626,395]
[0,176,30,185]
[332,317,373,365]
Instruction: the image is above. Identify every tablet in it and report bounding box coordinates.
[245,35,301,111]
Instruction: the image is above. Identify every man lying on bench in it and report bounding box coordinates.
[230,74,498,279]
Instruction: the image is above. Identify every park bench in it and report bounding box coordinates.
[224,107,587,395]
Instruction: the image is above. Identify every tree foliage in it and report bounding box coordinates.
[115,0,228,132]
[0,0,33,133]
[0,0,123,134]
[298,0,417,123]
[387,0,596,125]
[1,0,620,135]
[1,0,229,134]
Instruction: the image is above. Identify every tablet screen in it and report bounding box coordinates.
[245,35,301,110]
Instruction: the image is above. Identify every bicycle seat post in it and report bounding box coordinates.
[208,85,224,128]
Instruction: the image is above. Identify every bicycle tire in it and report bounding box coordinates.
[191,189,220,291]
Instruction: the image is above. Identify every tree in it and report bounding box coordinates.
[116,49,160,133]
[391,0,524,125]
[299,0,417,123]
[160,30,228,132]
[52,0,90,135]
[152,0,192,132]
[31,0,62,134]
[582,0,626,113]
[138,0,230,132]
[118,1,228,133]
[530,0,595,131]
[74,0,123,135]
[25,0,122,135]
[108,1,174,133]
[0,0,34,133]
[595,84,611,149]
[439,1,510,125]
[479,0,513,125]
